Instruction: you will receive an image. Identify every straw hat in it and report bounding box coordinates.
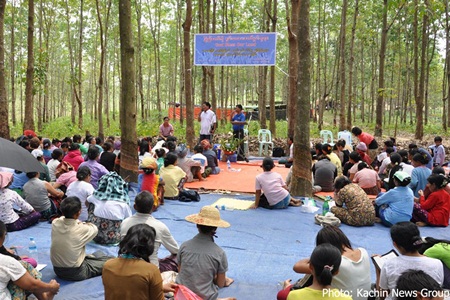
[185,206,230,228]
[140,157,157,170]
[0,172,13,189]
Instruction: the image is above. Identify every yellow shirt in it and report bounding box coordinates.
[328,153,343,176]
[287,287,353,300]
[159,165,186,197]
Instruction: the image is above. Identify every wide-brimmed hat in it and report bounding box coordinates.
[0,172,13,189]
[356,142,367,152]
[140,157,157,170]
[185,206,230,228]
[394,171,411,182]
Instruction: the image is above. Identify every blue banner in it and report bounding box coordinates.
[194,33,277,66]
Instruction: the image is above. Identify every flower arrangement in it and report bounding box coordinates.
[220,132,242,154]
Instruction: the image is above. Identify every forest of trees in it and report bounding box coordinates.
[0,0,448,140]
[0,0,448,192]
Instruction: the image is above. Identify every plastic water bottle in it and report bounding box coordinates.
[322,198,330,216]
[227,159,231,171]
[28,237,38,261]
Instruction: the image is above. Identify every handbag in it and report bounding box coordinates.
[314,214,341,227]
[178,189,201,202]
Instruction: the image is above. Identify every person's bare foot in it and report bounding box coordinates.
[224,277,234,287]
[374,217,382,223]
[282,279,292,289]
[289,199,302,207]
[416,221,427,227]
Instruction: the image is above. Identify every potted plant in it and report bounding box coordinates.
[219,133,242,162]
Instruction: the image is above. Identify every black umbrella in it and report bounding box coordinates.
[0,137,45,173]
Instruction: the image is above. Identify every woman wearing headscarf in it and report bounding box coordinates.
[0,172,41,232]
[138,157,165,209]
[176,206,235,300]
[86,172,132,245]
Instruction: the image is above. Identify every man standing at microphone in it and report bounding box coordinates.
[231,104,248,161]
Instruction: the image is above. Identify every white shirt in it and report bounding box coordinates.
[0,254,26,300]
[66,181,95,221]
[380,255,444,300]
[199,109,216,135]
[400,162,414,176]
[332,248,372,300]
[47,159,60,182]
[191,153,208,173]
[87,195,132,221]
[120,213,179,268]
[378,157,391,175]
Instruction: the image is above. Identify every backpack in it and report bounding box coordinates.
[272,147,285,157]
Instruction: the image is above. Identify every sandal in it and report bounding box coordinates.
[198,187,210,194]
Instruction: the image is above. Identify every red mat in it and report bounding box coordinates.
[184,161,291,194]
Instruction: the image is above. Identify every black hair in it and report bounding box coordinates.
[412,152,429,165]
[51,148,64,160]
[202,101,211,108]
[390,153,401,165]
[0,220,6,238]
[383,140,394,148]
[62,137,72,144]
[86,147,99,160]
[166,141,176,152]
[288,136,294,143]
[408,143,418,150]
[427,173,449,189]
[316,225,352,253]
[262,157,275,171]
[390,222,422,253]
[236,104,243,110]
[194,145,203,153]
[309,243,342,286]
[0,221,21,261]
[43,139,51,149]
[134,191,154,214]
[19,140,30,149]
[164,152,178,167]
[198,224,217,235]
[95,137,102,145]
[398,149,409,163]
[349,151,361,163]
[385,147,395,155]
[139,140,150,156]
[69,143,80,151]
[315,143,323,151]
[73,134,82,143]
[434,136,443,142]
[396,270,443,300]
[26,172,38,179]
[334,176,351,192]
[118,224,156,262]
[61,142,68,150]
[351,127,362,136]
[336,139,346,147]
[166,136,177,142]
[102,142,113,152]
[432,166,445,175]
[163,116,169,121]
[76,166,91,181]
[321,143,332,154]
[60,196,82,219]
[357,162,369,171]
[155,148,166,158]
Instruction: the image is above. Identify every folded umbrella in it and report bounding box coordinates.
[0,137,45,173]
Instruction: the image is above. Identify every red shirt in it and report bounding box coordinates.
[420,189,450,226]
[357,132,374,148]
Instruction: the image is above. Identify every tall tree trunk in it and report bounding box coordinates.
[0,0,9,138]
[24,0,35,131]
[346,0,358,130]
[445,0,450,130]
[269,0,277,136]
[118,0,138,182]
[415,0,426,139]
[95,0,107,140]
[10,0,16,126]
[183,0,195,148]
[338,0,347,131]
[135,0,145,120]
[285,0,299,139]
[77,0,83,129]
[375,0,388,137]
[291,0,311,196]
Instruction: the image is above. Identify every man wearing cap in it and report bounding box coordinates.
[198,101,217,142]
[176,206,235,300]
[120,191,179,272]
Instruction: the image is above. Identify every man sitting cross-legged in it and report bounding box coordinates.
[120,191,179,272]
[50,196,112,281]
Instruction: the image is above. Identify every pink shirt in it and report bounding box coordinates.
[353,168,379,188]
[159,124,174,137]
[56,171,77,188]
[255,172,289,206]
